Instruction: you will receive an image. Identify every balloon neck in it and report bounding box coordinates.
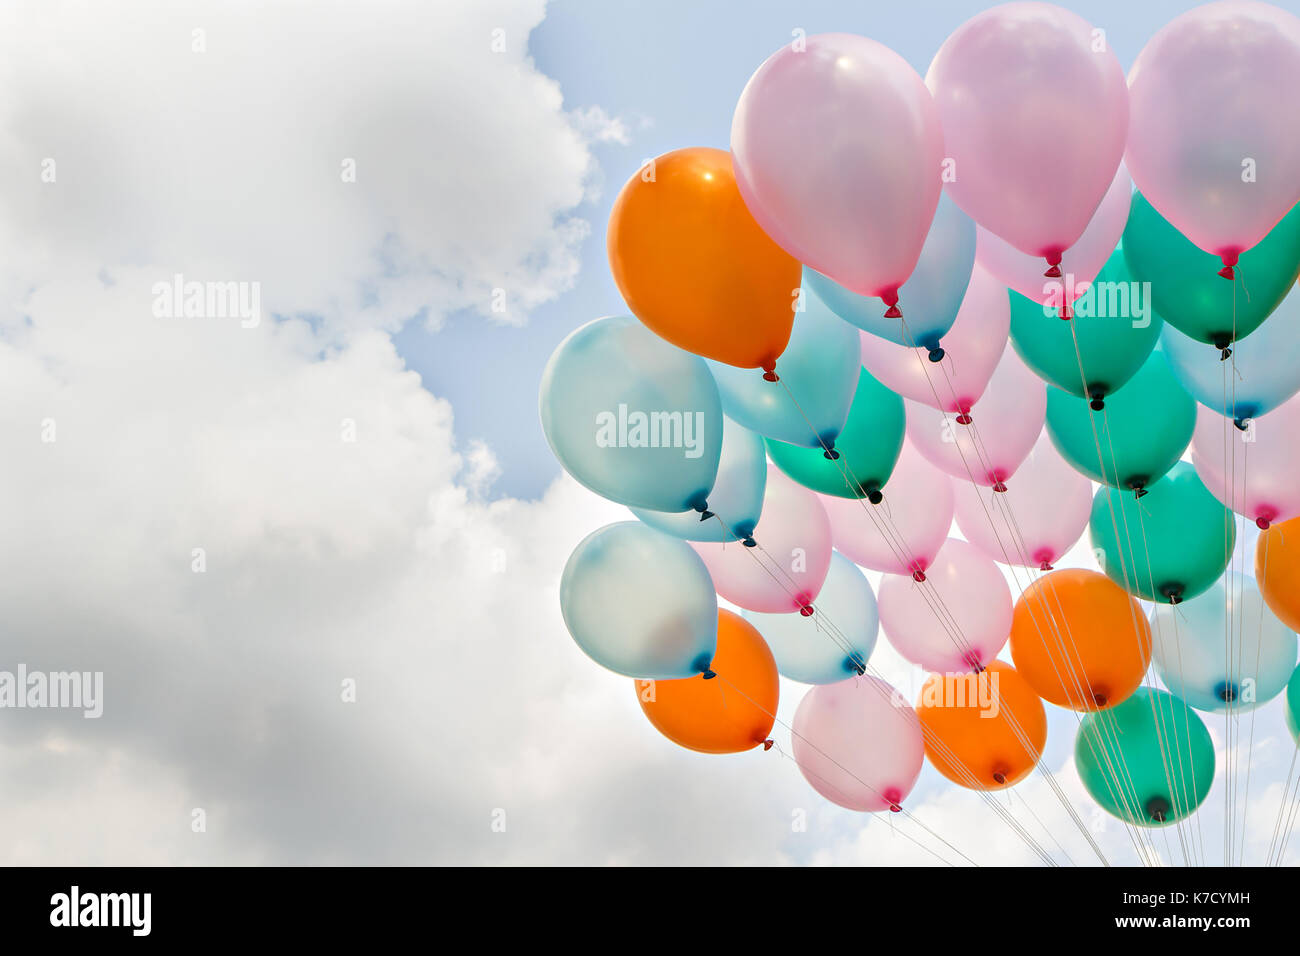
[880,288,902,319]
[1043,249,1063,278]
[1126,478,1148,499]
[883,787,903,813]
[1217,249,1239,280]
[1058,302,1072,321]
[1216,681,1239,704]
[761,361,779,383]
[1092,690,1109,708]
[845,655,867,676]
[692,497,714,522]
[1146,797,1170,824]
[991,770,1008,786]
[861,483,883,504]
[961,650,984,674]
[1211,333,1233,361]
[923,338,944,363]
[1088,388,1106,412]
[1161,584,1184,605]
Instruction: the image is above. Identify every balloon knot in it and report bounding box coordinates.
[1039,560,1053,571]
[1161,583,1184,605]
[1216,681,1238,703]
[927,347,945,363]
[761,362,779,383]
[1218,250,1239,280]
[1133,486,1148,499]
[1147,797,1170,824]
[1043,250,1063,278]
[991,480,1007,493]
[1059,303,1072,321]
[955,411,972,425]
[742,535,757,548]
[912,569,927,583]
[962,650,984,673]
[866,488,883,505]
[702,669,717,680]
[1044,265,1062,278]
[1234,417,1250,432]
[799,604,815,618]
[762,739,774,752]
[1089,397,1105,412]
[992,770,1008,786]
[883,304,903,319]
[823,446,840,461]
[698,510,713,522]
[1092,691,1109,708]
[884,787,903,813]
[1220,347,1232,361]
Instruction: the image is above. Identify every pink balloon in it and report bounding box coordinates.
[692,465,831,613]
[859,264,1010,415]
[820,440,953,579]
[927,3,1128,269]
[1191,397,1300,529]
[1127,1,1300,267]
[952,432,1092,570]
[906,347,1046,489]
[878,537,1013,673]
[732,33,943,313]
[976,164,1132,306]
[792,676,924,813]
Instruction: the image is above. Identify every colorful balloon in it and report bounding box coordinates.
[926,3,1128,268]
[805,192,975,358]
[765,367,904,500]
[731,33,943,315]
[1256,516,1300,632]
[1075,687,1215,827]
[561,522,717,679]
[540,316,722,513]
[607,147,800,373]
[1089,462,1235,604]
[745,552,878,685]
[1126,2,1300,273]
[709,278,860,449]
[1045,348,1194,492]
[1192,395,1300,530]
[793,676,925,812]
[635,610,778,754]
[1009,569,1152,711]
[916,662,1047,790]
[820,440,953,580]
[1151,573,1297,713]
[691,466,831,614]
[878,537,1012,673]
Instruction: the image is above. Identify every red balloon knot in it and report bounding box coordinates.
[799,605,815,617]
[881,288,902,319]
[992,480,1008,493]
[1039,560,1053,571]
[762,739,774,752]
[1043,250,1063,278]
[1059,303,1073,321]
[1218,250,1239,280]
[1257,517,1271,530]
[912,569,927,583]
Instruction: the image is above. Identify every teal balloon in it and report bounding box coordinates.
[1123,191,1300,347]
[764,366,905,499]
[1151,573,1298,713]
[1010,249,1162,401]
[805,192,975,357]
[1075,687,1215,828]
[1089,462,1235,604]
[744,552,878,684]
[1286,664,1300,742]
[709,277,859,449]
[1162,281,1300,423]
[540,316,722,514]
[560,522,717,679]
[1046,348,1194,491]
[632,415,765,543]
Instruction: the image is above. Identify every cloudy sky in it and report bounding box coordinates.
[0,0,1295,866]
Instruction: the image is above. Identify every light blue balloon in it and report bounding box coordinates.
[540,316,722,514]
[805,191,976,358]
[560,522,717,679]
[1151,572,1298,713]
[708,281,860,450]
[1162,282,1300,424]
[631,415,765,543]
[743,552,878,684]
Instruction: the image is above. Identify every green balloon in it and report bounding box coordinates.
[1286,664,1300,743]
[1076,687,1215,828]
[1089,461,1235,604]
[1010,249,1162,401]
[1046,349,1195,491]
[766,366,904,500]
[1123,191,1300,347]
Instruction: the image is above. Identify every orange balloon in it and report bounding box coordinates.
[1009,569,1151,711]
[608,147,799,374]
[1257,516,1300,632]
[634,609,777,754]
[916,662,1046,790]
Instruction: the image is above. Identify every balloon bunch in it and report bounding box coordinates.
[542,2,1300,849]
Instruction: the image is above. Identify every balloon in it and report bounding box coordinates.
[1256,516,1300,632]
[822,440,953,579]
[1009,249,1162,402]
[878,537,1012,673]
[1286,663,1300,741]
[1124,191,1300,348]
[691,466,831,614]
[765,367,905,500]
[977,163,1132,306]
[1089,462,1235,605]
[561,522,717,679]
[1151,573,1297,714]
[709,279,860,449]
[805,192,975,357]
[907,347,1045,490]
[858,265,1010,415]
[1045,348,1194,492]
[1192,395,1300,529]
[634,610,778,754]
[731,33,943,315]
[916,662,1047,790]
[1163,281,1300,422]
[952,432,1091,571]
[744,552,878,685]
[540,316,722,514]
[926,3,1128,267]
[1009,569,1152,711]
[792,676,925,812]
[1075,687,1215,827]
[631,415,765,543]
[1125,2,1300,272]
[607,147,800,373]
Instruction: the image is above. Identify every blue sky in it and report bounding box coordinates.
[395,0,1221,500]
